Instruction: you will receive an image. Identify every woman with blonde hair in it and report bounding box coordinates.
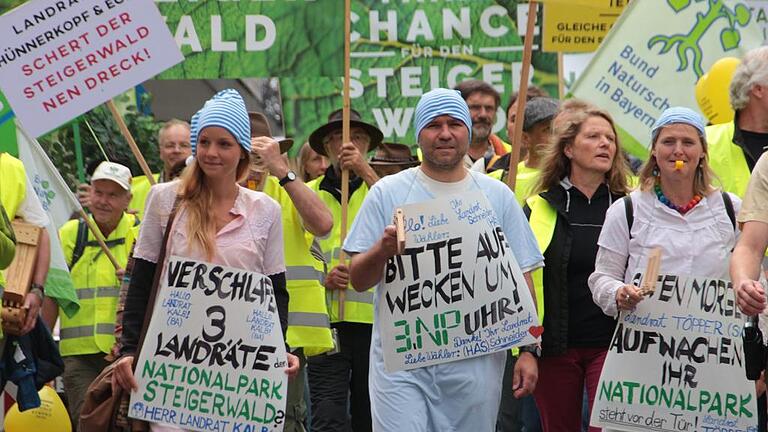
[523,101,631,431]
[589,106,741,427]
[296,141,329,182]
[112,89,298,429]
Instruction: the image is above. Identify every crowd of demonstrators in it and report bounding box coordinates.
[7,42,768,432]
[525,104,631,432]
[344,88,543,431]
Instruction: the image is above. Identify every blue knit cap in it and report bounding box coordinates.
[651,106,706,143]
[414,88,472,143]
[190,89,251,154]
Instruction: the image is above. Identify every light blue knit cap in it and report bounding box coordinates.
[651,106,706,143]
[414,88,472,143]
[190,89,251,154]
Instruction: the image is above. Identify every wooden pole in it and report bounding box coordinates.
[506,1,538,191]
[337,0,353,321]
[77,208,123,272]
[73,120,86,183]
[106,100,156,186]
[557,51,565,99]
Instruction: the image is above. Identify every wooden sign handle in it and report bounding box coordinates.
[106,100,156,186]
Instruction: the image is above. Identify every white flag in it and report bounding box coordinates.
[16,124,80,317]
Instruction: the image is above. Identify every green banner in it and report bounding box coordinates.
[156,0,343,78]
[280,1,558,147]
[0,92,17,155]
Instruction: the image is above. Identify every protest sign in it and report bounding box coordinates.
[542,2,626,53]
[0,0,183,137]
[591,273,755,432]
[380,191,540,372]
[130,256,288,432]
[745,0,768,41]
[570,0,762,158]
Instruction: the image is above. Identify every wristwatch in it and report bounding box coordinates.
[29,283,45,301]
[519,344,541,359]
[279,170,297,187]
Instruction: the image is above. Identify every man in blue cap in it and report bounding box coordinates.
[342,88,544,430]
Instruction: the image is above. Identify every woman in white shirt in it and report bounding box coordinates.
[589,106,739,318]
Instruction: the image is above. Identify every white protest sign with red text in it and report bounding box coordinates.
[0,0,183,137]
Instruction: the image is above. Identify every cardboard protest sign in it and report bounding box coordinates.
[591,273,755,431]
[380,191,540,372]
[130,256,288,432]
[542,2,626,53]
[570,0,762,158]
[0,0,183,137]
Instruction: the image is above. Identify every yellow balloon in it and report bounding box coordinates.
[696,57,740,125]
[4,386,71,432]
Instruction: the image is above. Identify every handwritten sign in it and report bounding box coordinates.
[380,191,540,372]
[591,273,756,432]
[0,0,183,137]
[130,256,288,432]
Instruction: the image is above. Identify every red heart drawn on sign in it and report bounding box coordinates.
[528,326,544,338]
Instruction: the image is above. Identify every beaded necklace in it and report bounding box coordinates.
[654,184,702,214]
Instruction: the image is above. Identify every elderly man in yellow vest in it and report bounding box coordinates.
[0,152,51,335]
[57,161,138,430]
[243,112,334,432]
[305,108,383,432]
[707,46,768,197]
[129,119,191,219]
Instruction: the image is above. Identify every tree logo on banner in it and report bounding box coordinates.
[648,0,751,79]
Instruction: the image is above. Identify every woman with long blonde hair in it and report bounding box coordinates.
[112,90,298,430]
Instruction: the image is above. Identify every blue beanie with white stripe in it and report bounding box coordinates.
[651,106,706,144]
[190,89,251,154]
[414,88,472,143]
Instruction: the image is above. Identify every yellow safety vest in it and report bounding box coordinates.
[129,173,160,221]
[488,162,541,207]
[307,175,374,324]
[59,212,138,356]
[706,121,752,198]
[263,177,334,356]
[0,153,27,288]
[524,195,554,322]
